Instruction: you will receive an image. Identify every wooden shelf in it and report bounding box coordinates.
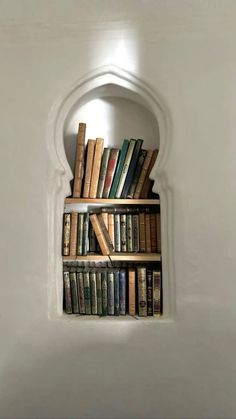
[64,198,160,205]
[63,253,161,262]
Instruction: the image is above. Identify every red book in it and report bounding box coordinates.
[102,149,119,198]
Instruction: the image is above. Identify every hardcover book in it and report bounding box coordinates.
[132,214,140,252]
[140,149,158,198]
[82,213,89,256]
[145,213,151,253]
[119,269,126,315]
[114,214,121,252]
[120,139,143,198]
[96,148,110,198]
[128,268,136,316]
[139,212,146,252]
[83,271,91,315]
[127,214,133,252]
[73,122,86,198]
[63,213,71,256]
[109,139,129,198]
[103,149,119,198]
[150,213,157,253]
[90,271,97,315]
[147,269,153,316]
[64,270,72,314]
[77,271,85,314]
[82,139,96,198]
[153,270,161,315]
[108,271,115,315]
[70,270,79,314]
[114,270,120,316]
[115,139,136,198]
[96,272,102,315]
[127,150,147,198]
[89,138,104,198]
[120,214,127,252]
[156,212,161,253]
[77,213,84,255]
[108,213,115,248]
[133,149,154,199]
[137,267,147,316]
[69,212,78,257]
[101,270,108,316]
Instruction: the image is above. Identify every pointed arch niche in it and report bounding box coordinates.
[47,66,174,321]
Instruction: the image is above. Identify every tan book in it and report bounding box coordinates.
[128,268,136,316]
[145,213,151,253]
[153,270,161,315]
[150,213,157,253]
[101,212,108,230]
[140,149,158,198]
[108,213,115,247]
[89,214,113,255]
[73,123,86,198]
[82,139,96,198]
[133,149,154,199]
[137,267,147,317]
[89,138,104,198]
[156,212,161,253]
[139,212,146,252]
[62,213,71,256]
[69,212,78,256]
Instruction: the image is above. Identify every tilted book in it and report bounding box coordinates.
[82,139,96,198]
[115,139,136,198]
[147,269,153,316]
[83,271,91,315]
[108,271,115,315]
[77,271,85,314]
[89,138,104,198]
[140,149,159,198]
[127,150,147,199]
[96,148,111,198]
[128,268,136,316]
[120,139,143,198]
[73,122,86,198]
[133,149,154,199]
[70,270,79,314]
[109,139,129,198]
[103,149,119,198]
[137,267,147,316]
[69,212,78,257]
[62,213,71,256]
[89,214,114,255]
[63,270,72,314]
[101,211,108,230]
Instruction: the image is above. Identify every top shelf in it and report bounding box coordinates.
[65,198,160,205]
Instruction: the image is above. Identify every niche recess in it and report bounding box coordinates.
[48,66,173,321]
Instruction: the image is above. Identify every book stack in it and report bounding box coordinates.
[63,265,162,317]
[62,208,161,256]
[72,123,159,199]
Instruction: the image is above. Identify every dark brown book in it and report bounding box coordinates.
[128,268,136,316]
[150,213,157,253]
[140,149,159,198]
[102,149,119,198]
[133,149,154,199]
[156,212,161,253]
[82,139,96,198]
[127,150,147,198]
[89,138,104,198]
[139,212,146,252]
[69,212,78,257]
[73,123,86,198]
[62,213,71,256]
[89,214,114,255]
[145,213,151,253]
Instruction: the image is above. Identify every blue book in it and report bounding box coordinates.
[109,139,129,198]
[119,269,126,315]
[120,139,143,198]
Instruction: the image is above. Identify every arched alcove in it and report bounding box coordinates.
[47,65,174,321]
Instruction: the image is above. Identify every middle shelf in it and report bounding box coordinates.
[63,253,161,262]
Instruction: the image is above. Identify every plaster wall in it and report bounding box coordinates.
[1,1,236,418]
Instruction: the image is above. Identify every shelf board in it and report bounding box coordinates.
[64,198,160,205]
[63,253,161,262]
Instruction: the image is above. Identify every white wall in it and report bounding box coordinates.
[1,1,236,418]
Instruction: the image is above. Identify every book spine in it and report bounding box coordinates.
[114,270,120,316]
[128,268,136,316]
[107,271,115,315]
[69,212,78,256]
[62,213,71,256]
[89,138,104,198]
[127,150,147,198]
[115,139,136,198]
[137,267,147,316]
[108,213,115,248]
[119,269,126,315]
[97,214,114,253]
[96,272,102,315]
[145,213,151,253]
[156,212,161,253]
[83,271,91,315]
[147,269,153,316]
[70,271,79,314]
[150,213,157,253]
[133,149,154,199]
[132,214,140,252]
[103,149,119,198]
[127,214,133,252]
[77,213,84,255]
[101,271,108,316]
[101,212,108,230]
[140,149,158,198]
[77,271,85,314]
[114,214,121,252]
[73,122,86,198]
[139,212,146,252]
[109,139,129,198]
[121,139,143,198]
[82,139,96,198]
[96,148,111,198]
[82,213,89,256]
[90,271,97,315]
[153,270,161,315]
[120,214,127,252]
[89,220,97,252]
[63,271,72,314]
[89,214,110,256]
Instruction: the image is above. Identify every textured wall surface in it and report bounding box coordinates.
[1,1,236,418]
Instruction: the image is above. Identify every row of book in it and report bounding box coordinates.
[63,208,161,256]
[72,122,159,199]
[63,266,162,316]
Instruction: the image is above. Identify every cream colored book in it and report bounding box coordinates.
[82,139,96,198]
[89,138,104,198]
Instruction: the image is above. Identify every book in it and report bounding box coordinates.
[137,267,147,316]
[101,270,108,316]
[70,270,79,314]
[114,270,120,316]
[132,214,140,252]
[90,271,97,315]
[73,122,86,198]
[101,211,108,230]
[90,214,111,255]
[128,268,136,316]
[89,138,104,198]
[140,149,159,198]
[96,148,110,198]
[133,149,154,199]
[82,139,96,198]
[153,270,161,315]
[77,271,85,314]
[156,212,161,253]
[96,272,102,315]
[69,212,78,257]
[77,213,84,255]
[139,212,146,252]
[89,220,97,252]
[145,213,151,253]
[147,269,153,316]
[120,139,143,198]
[127,150,147,198]
[119,269,126,315]
[127,214,133,252]
[97,213,114,253]
[109,139,129,198]
[82,213,89,256]
[114,214,121,252]
[108,271,115,315]
[115,139,136,198]
[108,213,115,248]
[63,270,72,314]
[150,213,157,253]
[120,214,127,252]
[103,149,119,198]
[62,213,71,256]
[83,271,91,314]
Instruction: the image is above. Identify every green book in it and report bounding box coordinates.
[83,271,91,314]
[96,272,102,315]
[101,270,108,316]
[115,139,136,198]
[109,139,129,198]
